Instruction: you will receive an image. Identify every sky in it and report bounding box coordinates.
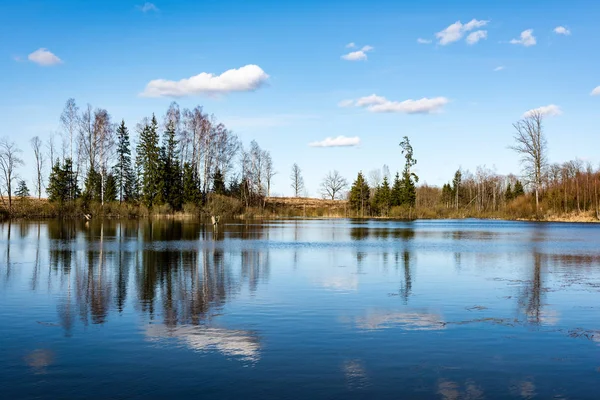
[1,0,599,197]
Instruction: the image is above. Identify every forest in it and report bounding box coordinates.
[0,99,598,222]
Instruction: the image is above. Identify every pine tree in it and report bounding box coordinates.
[114,120,134,203]
[136,115,162,207]
[212,169,226,195]
[505,182,514,202]
[441,183,453,208]
[104,173,117,203]
[159,120,182,210]
[349,172,370,216]
[514,180,525,197]
[83,168,102,202]
[47,158,78,203]
[391,172,402,207]
[182,162,201,205]
[373,176,391,216]
[15,180,30,198]
[399,136,418,207]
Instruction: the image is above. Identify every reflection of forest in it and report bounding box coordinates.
[22,220,271,334]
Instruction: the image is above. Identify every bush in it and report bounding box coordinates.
[205,194,243,218]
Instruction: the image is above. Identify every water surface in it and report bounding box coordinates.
[2,219,600,399]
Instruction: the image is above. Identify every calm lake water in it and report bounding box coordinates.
[2,219,600,399]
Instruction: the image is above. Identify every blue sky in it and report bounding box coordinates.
[1,0,599,196]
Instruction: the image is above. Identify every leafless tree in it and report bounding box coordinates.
[290,163,304,197]
[510,110,548,213]
[60,98,79,162]
[368,169,382,188]
[47,132,56,166]
[30,136,45,199]
[320,170,348,200]
[264,152,276,197]
[0,138,24,211]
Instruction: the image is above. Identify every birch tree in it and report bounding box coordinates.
[0,138,24,211]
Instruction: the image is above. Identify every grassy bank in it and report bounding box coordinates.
[1,195,599,223]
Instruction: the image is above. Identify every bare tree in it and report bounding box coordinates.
[30,136,45,199]
[264,151,276,197]
[320,170,348,200]
[510,110,548,213]
[368,169,382,189]
[290,163,304,197]
[0,138,24,211]
[60,98,79,162]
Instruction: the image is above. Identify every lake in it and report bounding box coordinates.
[1,219,600,399]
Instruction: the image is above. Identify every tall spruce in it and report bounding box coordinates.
[212,168,226,195]
[391,172,402,207]
[136,115,162,207]
[15,180,30,198]
[182,162,201,205]
[349,171,370,216]
[160,120,183,210]
[114,120,134,203]
[47,158,78,203]
[399,136,418,207]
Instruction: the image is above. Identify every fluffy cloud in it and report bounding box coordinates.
[436,19,488,45]
[417,38,432,44]
[140,64,269,97]
[554,26,571,35]
[466,30,487,45]
[346,42,356,48]
[341,45,374,61]
[523,104,562,118]
[494,66,505,72]
[510,29,536,47]
[343,94,449,114]
[309,136,360,147]
[138,2,158,12]
[27,48,63,66]
[591,86,600,96]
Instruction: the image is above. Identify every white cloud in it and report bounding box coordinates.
[140,64,269,97]
[342,94,449,114]
[591,86,600,96]
[417,38,432,44]
[355,94,387,107]
[346,42,356,48]
[309,136,360,147]
[466,30,487,45]
[494,66,505,72]
[436,19,488,45]
[523,104,562,118]
[138,2,158,12]
[554,26,571,35]
[510,29,536,47]
[341,45,374,61]
[27,48,63,66]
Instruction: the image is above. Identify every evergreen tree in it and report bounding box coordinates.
[182,162,201,205]
[104,173,117,203]
[399,136,418,207]
[136,115,162,207]
[15,180,30,198]
[47,158,78,203]
[114,120,134,203]
[391,172,402,207]
[83,168,102,202]
[212,169,226,195]
[159,120,183,210]
[349,172,370,216]
[505,182,514,202]
[441,183,453,207]
[452,169,462,209]
[373,176,391,216]
[514,180,525,197]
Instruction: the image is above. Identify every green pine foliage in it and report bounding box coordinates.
[114,120,135,203]
[505,182,514,202]
[514,180,525,197]
[136,115,162,207]
[182,162,201,205]
[349,172,370,215]
[391,172,402,207]
[15,180,30,198]
[47,158,79,203]
[372,176,391,216]
[104,173,118,203]
[212,169,226,195]
[160,120,183,210]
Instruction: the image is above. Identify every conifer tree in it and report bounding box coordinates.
[83,168,102,202]
[114,120,134,203]
[136,115,162,207]
[104,173,117,203]
[160,120,183,210]
[212,168,226,195]
[349,172,370,216]
[391,172,402,207]
[399,136,418,207]
[182,162,201,205]
[514,180,525,197]
[373,176,391,216]
[15,180,30,198]
[47,158,78,203]
[505,182,514,202]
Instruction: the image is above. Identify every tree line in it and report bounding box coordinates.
[0,102,598,220]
